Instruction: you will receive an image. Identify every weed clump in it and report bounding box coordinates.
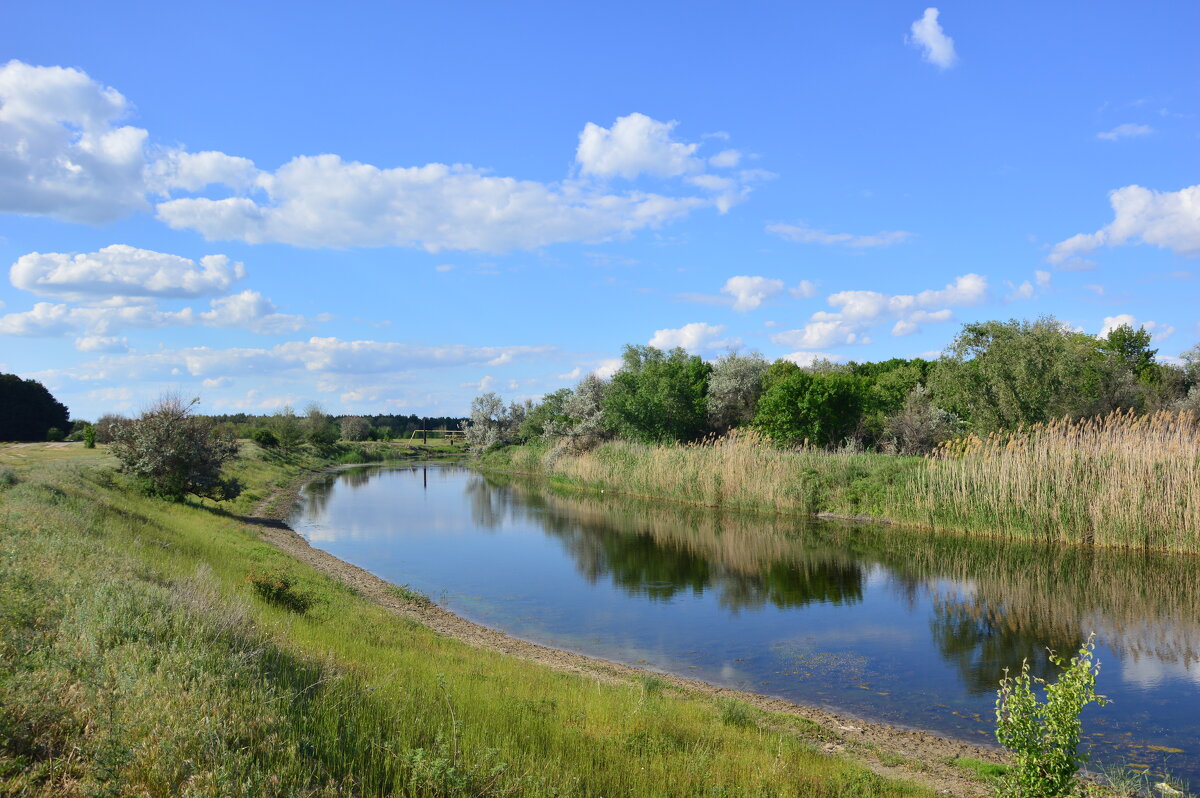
[718,698,757,728]
[246,569,315,613]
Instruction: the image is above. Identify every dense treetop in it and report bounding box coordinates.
[0,374,70,442]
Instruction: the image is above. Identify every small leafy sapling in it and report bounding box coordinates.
[994,634,1107,797]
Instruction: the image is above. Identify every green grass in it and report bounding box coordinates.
[0,443,933,797]
[952,757,1010,779]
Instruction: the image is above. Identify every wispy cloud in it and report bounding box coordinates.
[1096,123,1153,141]
[767,222,912,248]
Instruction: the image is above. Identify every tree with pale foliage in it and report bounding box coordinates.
[340,416,371,441]
[464,392,530,451]
[882,385,960,455]
[706,352,769,434]
[110,395,241,502]
[539,375,612,450]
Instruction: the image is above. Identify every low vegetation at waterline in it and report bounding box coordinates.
[1,444,936,797]
[993,636,1107,798]
[482,409,1200,552]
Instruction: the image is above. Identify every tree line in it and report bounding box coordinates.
[466,317,1200,454]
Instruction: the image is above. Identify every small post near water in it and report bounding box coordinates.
[423,418,428,445]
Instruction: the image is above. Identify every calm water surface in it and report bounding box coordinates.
[291,464,1200,779]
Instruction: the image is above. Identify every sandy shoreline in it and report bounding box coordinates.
[249,463,1005,796]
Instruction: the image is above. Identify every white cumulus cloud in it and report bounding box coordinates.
[576,113,702,179]
[0,290,305,337]
[908,8,958,69]
[0,62,754,254]
[11,244,245,302]
[155,153,714,252]
[74,335,129,353]
[771,321,863,349]
[721,275,785,311]
[44,338,556,382]
[200,290,306,333]
[790,280,818,299]
[1049,184,1200,265]
[0,60,150,223]
[648,322,737,352]
[781,351,845,367]
[1099,314,1175,342]
[771,273,987,349]
[147,149,261,193]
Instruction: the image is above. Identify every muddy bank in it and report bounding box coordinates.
[250,468,1006,797]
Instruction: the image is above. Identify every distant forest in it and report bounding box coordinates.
[207,413,465,437]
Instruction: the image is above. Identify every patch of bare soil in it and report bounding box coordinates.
[249,474,1004,797]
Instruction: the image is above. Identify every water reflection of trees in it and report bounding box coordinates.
[483,475,1200,684]
[486,478,865,610]
[929,595,1080,694]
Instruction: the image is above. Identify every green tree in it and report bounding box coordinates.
[110,396,242,501]
[518,388,572,441]
[753,369,871,448]
[929,317,1106,431]
[1098,323,1157,382]
[304,403,338,447]
[603,346,712,444]
[271,406,306,453]
[0,373,70,442]
[93,413,128,444]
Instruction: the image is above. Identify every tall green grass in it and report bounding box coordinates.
[484,411,1200,552]
[0,445,930,797]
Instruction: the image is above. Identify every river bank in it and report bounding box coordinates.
[478,414,1200,553]
[0,442,997,797]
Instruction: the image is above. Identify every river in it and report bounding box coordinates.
[290,463,1200,781]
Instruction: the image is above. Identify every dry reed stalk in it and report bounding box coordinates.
[921,410,1200,550]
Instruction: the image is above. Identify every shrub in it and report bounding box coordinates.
[110,395,242,502]
[93,413,128,444]
[83,425,96,448]
[340,416,371,441]
[250,427,279,448]
[994,634,1107,797]
[45,426,65,442]
[246,569,315,613]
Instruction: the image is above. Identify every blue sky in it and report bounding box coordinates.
[2,1,1197,420]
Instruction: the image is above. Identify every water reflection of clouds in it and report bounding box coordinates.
[777,625,918,649]
[1119,654,1200,689]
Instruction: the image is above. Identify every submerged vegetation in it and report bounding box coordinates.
[0,443,934,797]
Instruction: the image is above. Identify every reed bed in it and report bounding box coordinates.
[919,410,1200,550]
[488,410,1200,553]
[540,430,923,517]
